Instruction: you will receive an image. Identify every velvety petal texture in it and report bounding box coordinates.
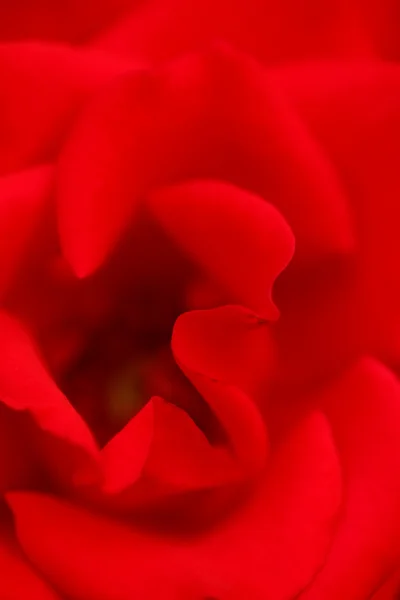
[0,1,400,599]
[0,166,52,298]
[7,410,341,599]
[0,42,129,175]
[149,182,294,318]
[0,521,59,599]
[301,359,400,599]
[273,62,400,383]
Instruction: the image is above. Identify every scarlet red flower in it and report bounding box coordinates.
[1,1,400,599]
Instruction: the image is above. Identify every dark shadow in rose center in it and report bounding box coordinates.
[5,204,226,448]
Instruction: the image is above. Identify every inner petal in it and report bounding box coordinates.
[4,208,223,447]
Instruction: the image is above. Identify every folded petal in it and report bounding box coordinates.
[0,0,134,44]
[0,311,100,488]
[170,304,274,400]
[172,307,268,474]
[7,411,341,599]
[149,182,294,318]
[100,399,154,494]
[89,395,239,513]
[59,45,348,276]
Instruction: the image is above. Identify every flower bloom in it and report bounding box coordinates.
[1,1,400,599]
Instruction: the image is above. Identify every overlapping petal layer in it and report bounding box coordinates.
[0,41,130,174]
[57,46,352,277]
[0,520,59,599]
[301,359,400,599]
[7,410,341,599]
[0,2,399,599]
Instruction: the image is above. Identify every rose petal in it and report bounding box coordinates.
[149,182,294,318]
[0,41,129,174]
[0,404,38,492]
[57,69,153,277]
[300,359,400,599]
[6,491,206,600]
[7,411,341,599]
[172,308,269,475]
[93,0,372,64]
[0,311,100,487]
[90,395,239,512]
[101,399,154,494]
[58,45,353,276]
[0,165,52,299]
[214,46,355,264]
[274,62,400,375]
[143,396,239,491]
[195,411,342,599]
[0,522,59,599]
[0,0,134,44]
[371,570,400,600]
[171,304,273,401]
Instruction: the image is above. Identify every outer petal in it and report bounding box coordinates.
[300,359,400,599]
[371,570,400,600]
[0,311,100,488]
[93,0,372,64]
[357,0,400,60]
[0,41,129,174]
[0,0,134,44]
[0,404,39,492]
[7,411,341,599]
[196,412,342,599]
[0,522,59,599]
[273,62,400,379]
[0,166,52,299]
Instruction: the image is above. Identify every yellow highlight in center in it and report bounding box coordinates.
[107,364,144,424]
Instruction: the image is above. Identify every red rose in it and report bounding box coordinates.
[1,1,400,599]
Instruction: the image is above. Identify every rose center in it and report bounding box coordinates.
[5,211,221,447]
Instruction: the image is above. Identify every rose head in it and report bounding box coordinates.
[1,2,400,599]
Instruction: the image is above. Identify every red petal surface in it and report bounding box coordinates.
[0,0,134,44]
[0,166,52,299]
[93,0,372,64]
[371,570,400,600]
[169,304,273,400]
[0,522,59,599]
[7,411,340,599]
[270,62,400,386]
[276,63,400,364]
[101,399,154,494]
[0,404,38,492]
[172,307,268,474]
[0,311,100,487]
[300,359,400,599]
[149,182,294,318]
[143,396,239,491]
[58,46,353,276]
[0,41,129,174]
